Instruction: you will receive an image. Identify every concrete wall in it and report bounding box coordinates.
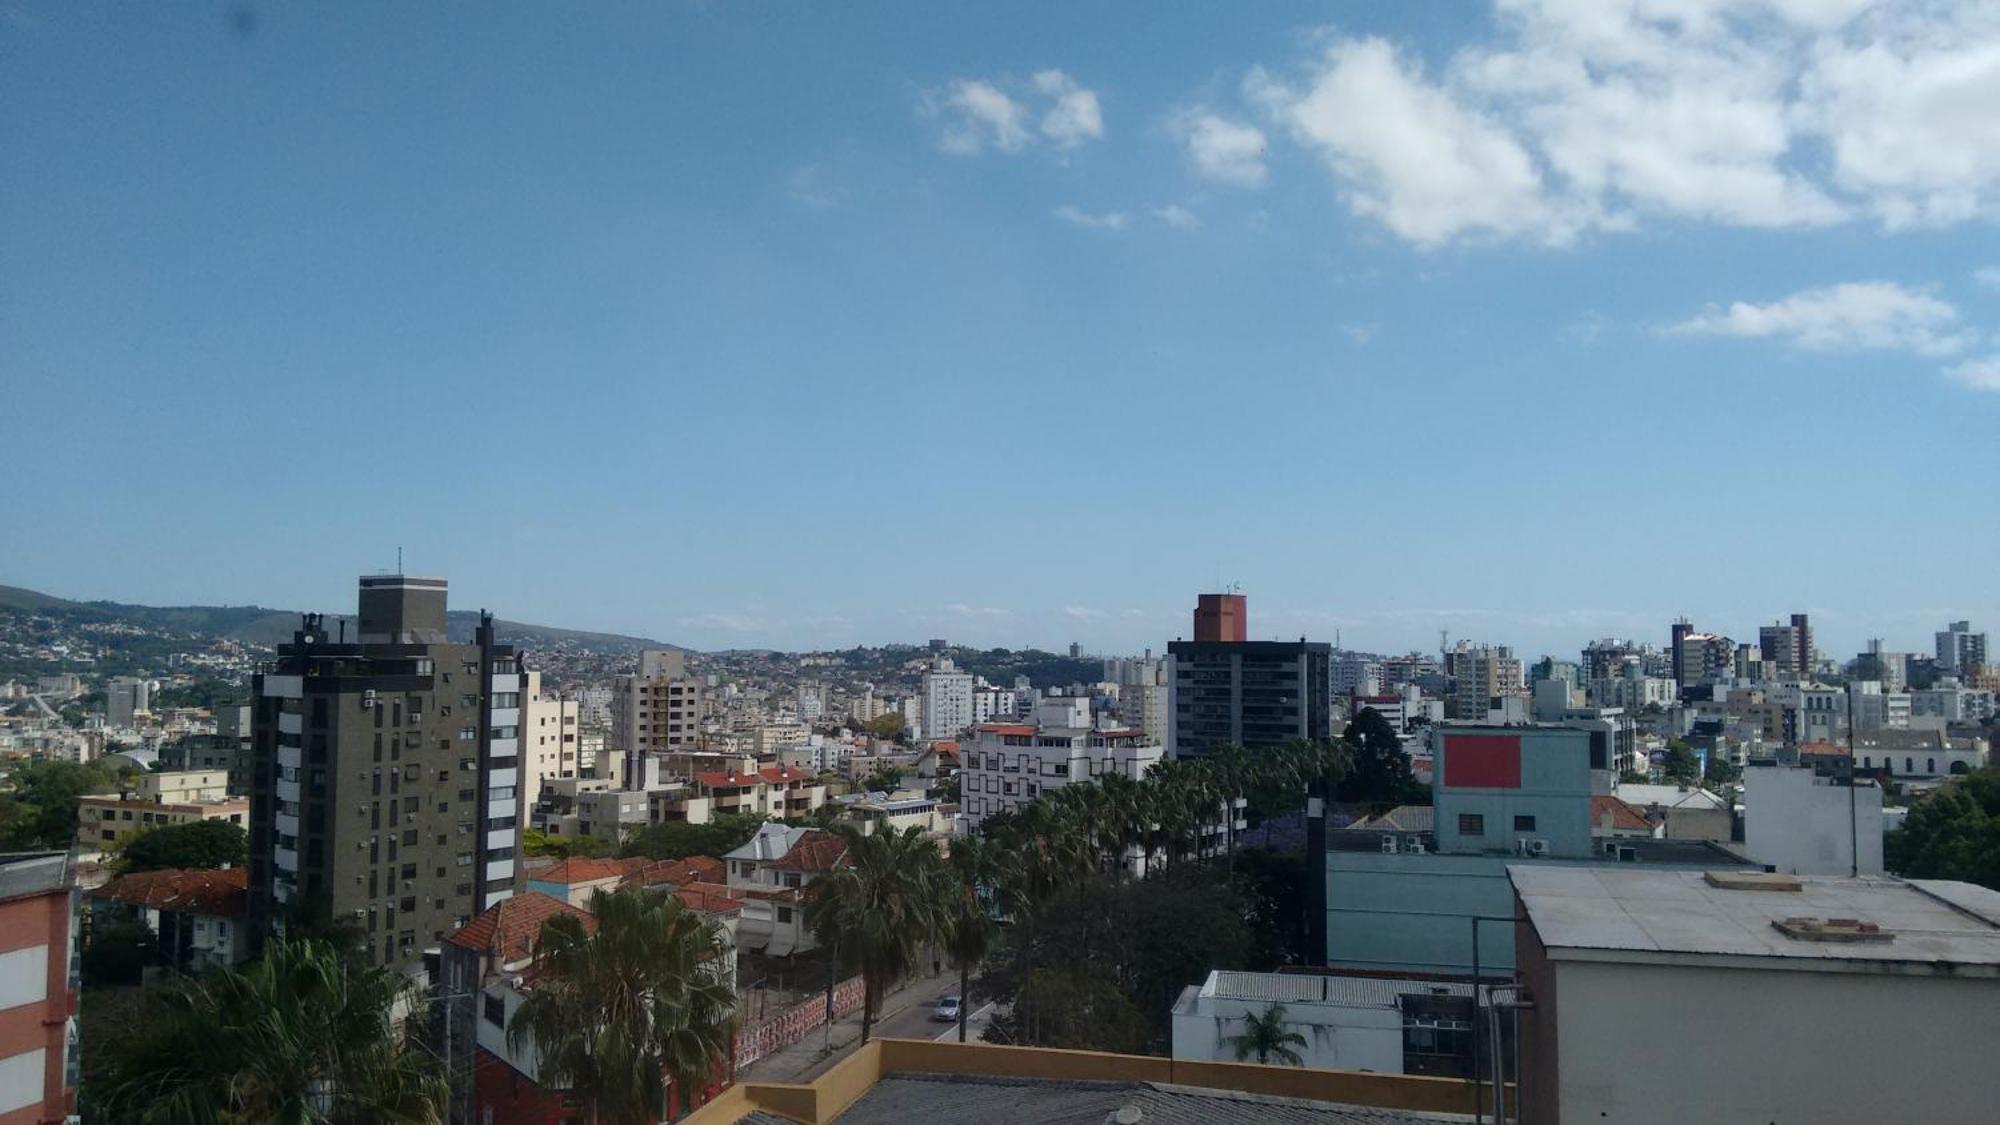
[1327,852,1524,973]
[1743,767,1883,876]
[1433,729,1592,858]
[1539,958,2000,1124]
[1172,993,1404,1073]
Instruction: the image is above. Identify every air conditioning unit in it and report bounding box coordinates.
[362,690,377,708]
[1380,835,1400,854]
[1407,839,1427,855]
[1528,839,1550,857]
[1617,846,1638,863]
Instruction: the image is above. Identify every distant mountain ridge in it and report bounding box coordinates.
[0,583,679,654]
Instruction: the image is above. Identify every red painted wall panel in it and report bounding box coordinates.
[1443,735,1522,789]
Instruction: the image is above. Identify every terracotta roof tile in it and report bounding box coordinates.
[672,881,744,916]
[1590,795,1654,833]
[91,867,247,918]
[768,829,850,873]
[622,855,725,889]
[446,891,595,962]
[532,856,644,885]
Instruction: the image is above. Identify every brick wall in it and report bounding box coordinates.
[734,975,866,1069]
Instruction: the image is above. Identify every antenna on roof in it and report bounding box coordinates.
[397,546,403,575]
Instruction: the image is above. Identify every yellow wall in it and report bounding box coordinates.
[687,1037,1506,1124]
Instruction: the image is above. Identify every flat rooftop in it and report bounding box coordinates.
[774,1074,1459,1125]
[1510,864,2000,973]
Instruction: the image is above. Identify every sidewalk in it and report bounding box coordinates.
[736,967,957,1084]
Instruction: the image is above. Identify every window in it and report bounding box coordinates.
[776,906,793,923]
[1458,814,1485,836]
[1512,815,1536,832]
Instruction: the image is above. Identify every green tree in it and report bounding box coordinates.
[0,758,127,850]
[865,713,905,740]
[524,827,616,859]
[935,773,962,804]
[114,819,247,874]
[1886,768,2000,890]
[1704,754,1742,786]
[621,813,765,862]
[95,936,446,1123]
[1337,709,1426,806]
[1226,1003,1308,1066]
[940,837,999,1042]
[509,887,738,1124]
[805,824,943,1044]
[998,966,1150,1054]
[1662,740,1701,785]
[81,912,158,986]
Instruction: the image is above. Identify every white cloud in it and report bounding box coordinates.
[1240,1,2000,246]
[1152,203,1200,229]
[1976,267,2000,290]
[1062,605,1107,622]
[1054,204,1129,231]
[1670,281,1969,357]
[1339,322,1377,345]
[786,164,843,210]
[1946,355,2000,390]
[678,613,766,633]
[932,71,1104,155]
[936,79,1030,154]
[1182,113,1268,187]
[1034,70,1104,147]
[943,603,1012,618]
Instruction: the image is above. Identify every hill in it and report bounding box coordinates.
[0,584,676,654]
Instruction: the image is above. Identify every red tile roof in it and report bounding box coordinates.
[532,856,643,885]
[1590,795,1654,833]
[446,891,595,963]
[694,771,763,789]
[92,867,247,918]
[767,829,850,873]
[672,881,744,916]
[976,724,1035,736]
[758,766,814,784]
[1799,741,1851,758]
[622,855,725,889]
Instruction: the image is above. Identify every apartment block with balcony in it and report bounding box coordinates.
[246,576,525,969]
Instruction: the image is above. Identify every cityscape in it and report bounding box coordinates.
[6,3,2000,1124]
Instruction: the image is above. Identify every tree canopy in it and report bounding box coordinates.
[1337,708,1427,806]
[620,813,765,862]
[1886,768,2000,890]
[0,758,131,850]
[114,819,247,875]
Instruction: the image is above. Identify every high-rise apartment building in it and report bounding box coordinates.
[1166,594,1331,759]
[921,658,974,742]
[105,675,151,727]
[1758,621,1804,678]
[1670,620,1733,692]
[1936,620,1988,677]
[247,576,524,968]
[611,649,707,769]
[1447,642,1525,721]
[519,672,580,811]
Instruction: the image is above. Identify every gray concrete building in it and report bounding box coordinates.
[246,576,525,967]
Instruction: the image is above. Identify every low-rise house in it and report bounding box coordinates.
[74,790,248,855]
[90,866,249,972]
[1610,782,1731,841]
[723,825,849,955]
[1587,795,1658,839]
[1172,969,1495,1078]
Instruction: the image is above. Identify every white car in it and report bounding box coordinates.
[934,995,961,1022]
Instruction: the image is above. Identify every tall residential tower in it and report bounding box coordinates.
[247,576,524,967]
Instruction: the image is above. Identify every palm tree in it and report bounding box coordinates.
[97,936,446,1123]
[1226,1003,1309,1066]
[940,836,1000,1042]
[509,887,738,1124]
[805,824,945,1044]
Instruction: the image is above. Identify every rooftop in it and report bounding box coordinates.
[92,866,246,918]
[1611,783,1728,811]
[0,852,70,903]
[1510,865,2000,973]
[794,1074,1455,1125]
[447,891,595,964]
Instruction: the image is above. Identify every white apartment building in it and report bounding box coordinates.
[1846,681,1911,733]
[921,659,973,742]
[519,671,581,811]
[610,649,705,755]
[105,676,152,727]
[1909,683,1997,727]
[959,696,1162,835]
[1743,765,1883,876]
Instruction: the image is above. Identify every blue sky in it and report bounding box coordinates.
[4,1,1998,661]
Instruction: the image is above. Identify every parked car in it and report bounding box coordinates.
[933,995,961,1022]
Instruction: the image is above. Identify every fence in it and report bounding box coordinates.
[734,974,867,1070]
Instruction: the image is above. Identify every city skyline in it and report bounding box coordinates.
[6,2,1997,658]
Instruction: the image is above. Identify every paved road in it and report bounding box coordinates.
[737,967,961,1084]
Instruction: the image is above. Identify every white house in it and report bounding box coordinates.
[1171,969,1488,1076]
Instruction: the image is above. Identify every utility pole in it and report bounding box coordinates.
[1845,684,1859,877]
